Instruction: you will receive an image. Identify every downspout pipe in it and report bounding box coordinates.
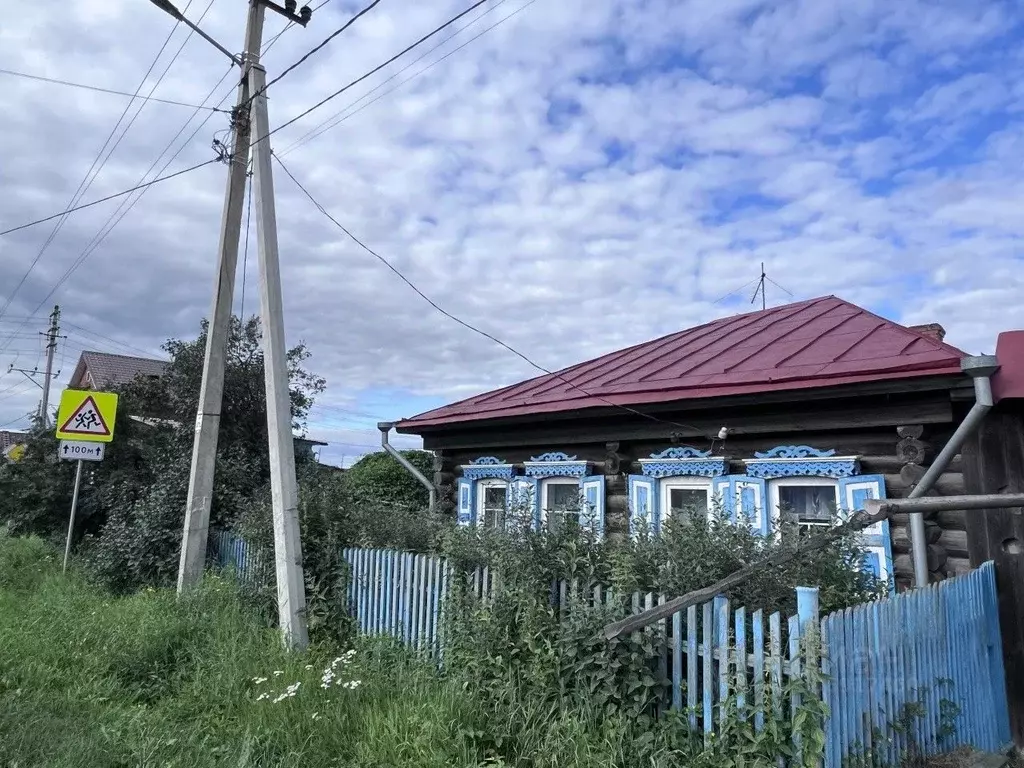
[907,354,1000,588]
[377,422,436,512]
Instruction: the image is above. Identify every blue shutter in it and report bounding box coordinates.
[581,475,605,539]
[509,477,539,530]
[457,478,476,527]
[732,475,769,536]
[628,475,658,536]
[712,476,732,521]
[838,474,893,594]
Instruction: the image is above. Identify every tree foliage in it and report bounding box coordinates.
[340,449,433,509]
[0,315,326,592]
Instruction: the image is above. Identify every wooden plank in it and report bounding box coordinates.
[788,613,802,759]
[735,606,747,719]
[672,607,683,711]
[421,395,956,450]
[688,605,698,730]
[962,405,1024,746]
[769,612,783,724]
[703,601,714,741]
[752,609,765,733]
[716,596,729,729]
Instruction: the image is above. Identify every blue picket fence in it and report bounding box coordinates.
[822,561,1009,765]
[210,532,1011,764]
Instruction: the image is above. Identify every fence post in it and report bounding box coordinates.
[795,586,821,766]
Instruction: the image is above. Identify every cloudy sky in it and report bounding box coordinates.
[1,0,1022,466]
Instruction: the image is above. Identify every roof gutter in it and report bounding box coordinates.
[907,354,999,589]
[378,422,436,512]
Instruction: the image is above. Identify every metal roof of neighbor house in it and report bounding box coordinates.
[397,296,968,431]
[68,351,168,390]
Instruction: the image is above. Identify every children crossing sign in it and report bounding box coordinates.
[55,390,118,443]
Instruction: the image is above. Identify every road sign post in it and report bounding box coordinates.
[55,389,118,574]
[63,460,84,574]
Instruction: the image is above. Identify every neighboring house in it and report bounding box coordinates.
[397,295,1024,592]
[67,351,168,390]
[66,350,328,459]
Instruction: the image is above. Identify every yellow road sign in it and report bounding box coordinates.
[55,390,119,443]
[3,443,26,462]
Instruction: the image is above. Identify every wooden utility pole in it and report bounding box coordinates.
[38,305,60,427]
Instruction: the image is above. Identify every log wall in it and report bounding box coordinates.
[434,418,971,589]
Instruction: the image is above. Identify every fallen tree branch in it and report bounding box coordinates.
[601,507,891,641]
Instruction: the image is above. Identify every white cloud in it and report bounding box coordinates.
[0,0,1022,464]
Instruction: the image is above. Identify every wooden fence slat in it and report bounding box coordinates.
[715,595,729,730]
[752,609,765,734]
[687,604,698,731]
[672,607,683,711]
[702,600,713,740]
[735,606,747,719]
[769,611,782,724]
[788,612,802,760]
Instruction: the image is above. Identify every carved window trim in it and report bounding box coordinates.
[638,446,727,479]
[524,451,590,479]
[743,444,859,479]
[460,456,516,481]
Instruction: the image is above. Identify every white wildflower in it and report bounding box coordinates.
[273,670,284,676]
[256,693,269,701]
[311,712,320,721]
[252,677,268,685]
[305,664,313,670]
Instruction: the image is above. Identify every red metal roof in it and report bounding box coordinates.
[993,331,1024,402]
[397,296,967,431]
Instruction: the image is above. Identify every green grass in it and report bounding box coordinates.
[0,534,483,767]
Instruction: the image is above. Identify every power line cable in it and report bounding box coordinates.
[257,0,384,98]
[0,2,200,324]
[273,153,701,434]
[281,0,535,156]
[0,67,230,111]
[240,169,254,319]
[254,0,495,148]
[0,158,219,239]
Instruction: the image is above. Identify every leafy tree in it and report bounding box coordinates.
[0,315,326,591]
[340,449,433,510]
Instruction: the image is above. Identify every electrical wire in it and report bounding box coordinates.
[0,158,219,239]
[0,2,200,325]
[279,0,527,156]
[239,169,254,320]
[0,68,230,111]
[256,0,384,98]
[253,0,495,148]
[273,153,702,434]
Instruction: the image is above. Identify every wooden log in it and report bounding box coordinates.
[889,466,966,496]
[946,556,972,576]
[891,525,942,553]
[936,509,967,531]
[605,441,625,476]
[938,529,971,558]
[897,437,931,465]
[897,425,925,439]
[861,454,962,473]
[894,545,946,575]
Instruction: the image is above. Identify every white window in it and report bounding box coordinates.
[660,477,712,523]
[477,479,508,529]
[541,478,581,533]
[769,477,839,531]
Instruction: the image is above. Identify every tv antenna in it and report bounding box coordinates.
[751,262,793,311]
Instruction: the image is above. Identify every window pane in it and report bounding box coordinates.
[547,483,579,510]
[483,486,505,529]
[668,488,708,518]
[546,483,579,532]
[778,485,836,524]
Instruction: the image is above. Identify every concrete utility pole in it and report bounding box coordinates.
[38,305,60,427]
[150,0,314,650]
[249,62,309,650]
[176,0,266,593]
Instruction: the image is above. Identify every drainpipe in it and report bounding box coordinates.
[907,354,999,588]
[377,421,436,512]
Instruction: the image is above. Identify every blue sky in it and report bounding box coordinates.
[1,0,1023,467]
